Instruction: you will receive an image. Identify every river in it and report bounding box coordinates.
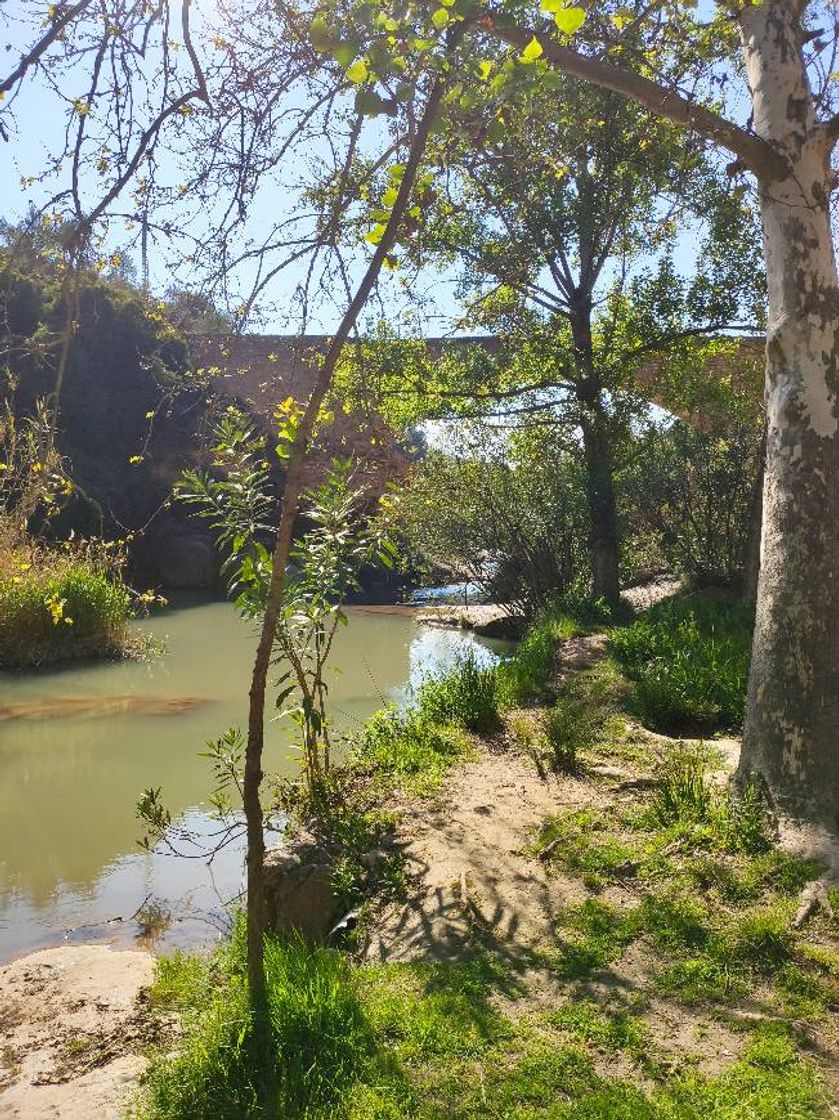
[0,596,509,961]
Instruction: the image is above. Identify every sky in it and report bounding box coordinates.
[0,0,758,336]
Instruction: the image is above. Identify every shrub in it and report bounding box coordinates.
[415,648,500,733]
[608,594,752,732]
[0,551,132,667]
[537,673,614,773]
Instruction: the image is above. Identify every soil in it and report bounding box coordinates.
[0,945,155,1120]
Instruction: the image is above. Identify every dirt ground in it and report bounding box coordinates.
[0,944,154,1120]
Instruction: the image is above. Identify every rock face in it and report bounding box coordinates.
[262,831,339,944]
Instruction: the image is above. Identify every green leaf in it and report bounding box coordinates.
[382,186,399,207]
[332,41,356,67]
[431,8,449,30]
[477,59,493,80]
[552,6,586,34]
[355,88,396,116]
[521,35,543,62]
[309,15,332,51]
[365,223,387,245]
[346,58,369,83]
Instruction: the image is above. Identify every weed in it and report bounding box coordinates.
[650,746,712,827]
[416,648,500,733]
[721,775,775,854]
[0,556,131,667]
[551,1000,647,1053]
[535,809,637,878]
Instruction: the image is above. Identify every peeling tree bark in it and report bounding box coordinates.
[737,1,839,836]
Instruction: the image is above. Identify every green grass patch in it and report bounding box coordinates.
[136,925,401,1120]
[353,706,472,797]
[415,648,500,733]
[496,602,583,707]
[608,594,753,733]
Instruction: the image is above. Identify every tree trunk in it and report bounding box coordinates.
[571,302,621,605]
[579,407,621,605]
[738,2,839,837]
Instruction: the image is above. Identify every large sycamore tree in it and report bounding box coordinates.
[473,1,839,842]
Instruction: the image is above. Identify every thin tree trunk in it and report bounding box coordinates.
[571,302,621,605]
[579,407,621,605]
[239,47,459,1086]
[737,2,839,838]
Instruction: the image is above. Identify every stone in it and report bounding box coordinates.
[262,831,339,944]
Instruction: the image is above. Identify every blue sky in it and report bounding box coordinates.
[0,1,753,335]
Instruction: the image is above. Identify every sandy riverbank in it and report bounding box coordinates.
[0,944,154,1119]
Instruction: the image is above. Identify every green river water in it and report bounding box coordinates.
[0,596,508,961]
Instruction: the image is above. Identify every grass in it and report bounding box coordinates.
[415,647,500,733]
[139,938,831,1120]
[353,706,472,797]
[496,601,583,706]
[136,925,396,1120]
[0,545,132,667]
[139,595,834,1119]
[608,593,753,733]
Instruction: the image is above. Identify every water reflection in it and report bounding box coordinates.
[0,598,509,959]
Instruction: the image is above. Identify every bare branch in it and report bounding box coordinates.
[0,1,96,100]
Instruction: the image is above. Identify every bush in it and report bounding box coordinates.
[0,550,132,667]
[416,648,500,733]
[535,673,615,774]
[138,926,386,1120]
[608,594,752,732]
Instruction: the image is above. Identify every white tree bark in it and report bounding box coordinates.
[738,1,839,839]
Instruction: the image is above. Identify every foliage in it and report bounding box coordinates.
[414,647,500,734]
[520,669,616,775]
[609,594,753,732]
[626,409,764,588]
[0,545,132,667]
[649,746,712,828]
[177,409,395,789]
[353,704,471,796]
[396,430,588,617]
[495,603,582,707]
[0,397,134,666]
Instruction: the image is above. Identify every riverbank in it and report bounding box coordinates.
[5,593,836,1118]
[0,945,154,1119]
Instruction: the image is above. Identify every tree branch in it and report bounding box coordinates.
[482,16,789,181]
[0,0,96,100]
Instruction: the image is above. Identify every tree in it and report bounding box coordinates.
[469,2,839,841]
[419,68,764,603]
